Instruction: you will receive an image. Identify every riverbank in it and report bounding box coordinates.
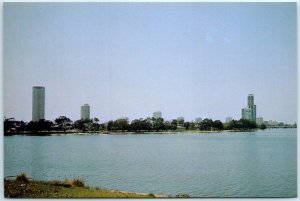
[4,174,175,198]
[5,129,261,136]
[6,127,296,136]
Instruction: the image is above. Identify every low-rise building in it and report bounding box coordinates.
[225,117,233,123]
[256,117,264,125]
[153,111,162,119]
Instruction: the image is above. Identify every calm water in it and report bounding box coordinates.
[4,129,297,197]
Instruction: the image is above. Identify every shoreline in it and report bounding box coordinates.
[4,175,181,198]
[5,127,296,136]
[4,130,238,136]
[4,127,296,136]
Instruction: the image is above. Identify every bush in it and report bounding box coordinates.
[50,180,72,187]
[49,178,85,188]
[72,178,85,187]
[15,173,29,183]
[148,193,155,197]
[175,194,190,198]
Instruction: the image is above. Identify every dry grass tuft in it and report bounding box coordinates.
[48,178,85,188]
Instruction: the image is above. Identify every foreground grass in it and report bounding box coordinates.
[5,180,154,198]
[4,174,160,198]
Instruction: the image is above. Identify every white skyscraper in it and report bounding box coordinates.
[81,104,90,120]
[32,86,45,121]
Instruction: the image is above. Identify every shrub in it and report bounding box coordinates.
[15,173,29,183]
[148,193,155,198]
[175,194,190,198]
[72,178,85,187]
[50,180,72,187]
[49,178,85,188]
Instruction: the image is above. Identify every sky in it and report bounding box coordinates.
[3,2,297,124]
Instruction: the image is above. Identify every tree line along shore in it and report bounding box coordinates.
[2,116,277,135]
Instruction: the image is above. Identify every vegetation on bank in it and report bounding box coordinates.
[4,115,275,135]
[9,116,297,135]
[4,173,176,198]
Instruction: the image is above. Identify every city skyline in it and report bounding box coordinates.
[3,3,297,124]
[27,86,292,124]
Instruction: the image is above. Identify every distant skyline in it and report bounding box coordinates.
[3,3,297,124]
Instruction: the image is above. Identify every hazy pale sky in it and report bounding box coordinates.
[3,2,297,123]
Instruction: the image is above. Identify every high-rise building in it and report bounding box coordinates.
[256,117,264,125]
[242,94,256,122]
[177,116,184,121]
[81,104,90,120]
[195,117,202,123]
[153,111,162,119]
[225,117,233,123]
[177,116,185,126]
[32,86,45,121]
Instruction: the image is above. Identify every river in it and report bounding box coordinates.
[4,128,297,197]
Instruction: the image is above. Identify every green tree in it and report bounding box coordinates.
[54,116,72,132]
[177,118,184,127]
[199,118,213,130]
[130,119,142,132]
[170,119,178,131]
[259,123,267,130]
[73,119,93,131]
[90,118,100,131]
[225,119,256,130]
[151,117,165,131]
[164,121,171,131]
[114,118,129,131]
[26,119,53,133]
[4,118,15,133]
[212,120,224,130]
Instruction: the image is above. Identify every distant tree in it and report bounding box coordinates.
[177,119,184,127]
[164,121,171,131]
[170,119,178,131]
[114,118,129,131]
[199,118,213,130]
[99,123,105,131]
[93,118,99,123]
[16,121,26,132]
[183,121,196,130]
[54,116,72,132]
[26,119,53,133]
[90,118,101,131]
[130,119,142,132]
[184,122,191,130]
[73,119,93,131]
[107,120,114,131]
[4,118,15,133]
[189,122,196,130]
[225,119,256,130]
[212,120,224,130]
[143,118,152,131]
[151,117,165,131]
[260,123,267,130]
